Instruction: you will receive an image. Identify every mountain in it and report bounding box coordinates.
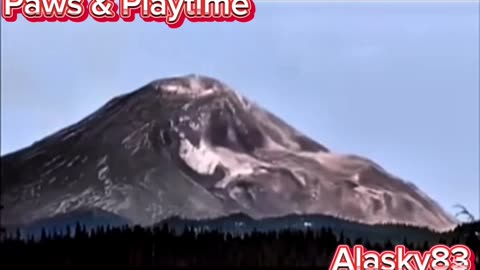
[1,74,457,232]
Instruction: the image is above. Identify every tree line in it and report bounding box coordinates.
[1,222,479,268]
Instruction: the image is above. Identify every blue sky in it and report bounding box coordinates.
[1,1,479,220]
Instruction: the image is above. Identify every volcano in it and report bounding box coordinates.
[1,74,457,232]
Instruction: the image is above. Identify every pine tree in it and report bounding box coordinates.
[422,240,430,251]
[345,238,352,247]
[364,239,372,250]
[338,231,345,244]
[15,228,21,241]
[66,225,72,238]
[0,205,5,241]
[384,239,394,250]
[41,227,48,242]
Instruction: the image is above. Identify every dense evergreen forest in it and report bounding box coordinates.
[1,221,479,268]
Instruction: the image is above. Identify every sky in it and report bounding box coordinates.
[1,1,479,220]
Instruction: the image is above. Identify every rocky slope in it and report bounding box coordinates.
[1,74,457,231]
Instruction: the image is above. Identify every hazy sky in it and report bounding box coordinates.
[1,1,479,220]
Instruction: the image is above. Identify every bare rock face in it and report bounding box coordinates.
[1,74,457,231]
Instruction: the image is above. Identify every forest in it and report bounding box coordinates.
[1,221,479,268]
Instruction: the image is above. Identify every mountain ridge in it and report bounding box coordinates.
[1,74,457,232]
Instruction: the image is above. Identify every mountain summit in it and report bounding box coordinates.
[1,74,457,231]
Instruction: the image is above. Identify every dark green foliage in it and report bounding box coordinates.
[1,221,478,268]
[4,226,311,267]
[0,205,5,239]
